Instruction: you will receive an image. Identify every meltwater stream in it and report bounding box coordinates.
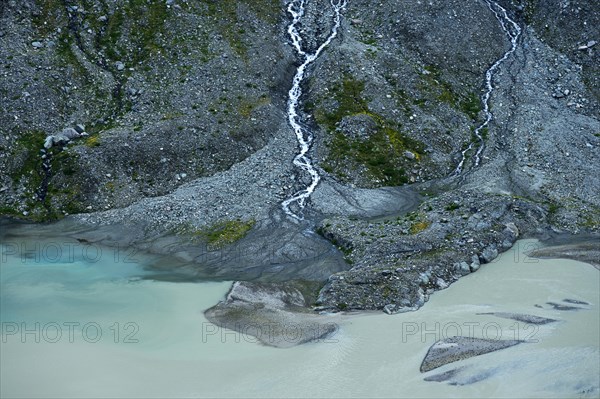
[453,0,521,175]
[282,0,347,219]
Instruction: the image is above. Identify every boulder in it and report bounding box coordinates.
[383,304,397,314]
[43,136,55,149]
[454,261,470,276]
[479,245,498,264]
[60,127,81,139]
[470,254,480,272]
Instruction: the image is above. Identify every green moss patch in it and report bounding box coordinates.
[97,0,168,64]
[32,0,66,36]
[419,65,482,120]
[315,76,425,186]
[197,0,281,59]
[199,219,255,249]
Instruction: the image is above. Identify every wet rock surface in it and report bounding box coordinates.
[205,281,337,348]
[528,239,600,269]
[420,336,523,373]
[476,312,557,325]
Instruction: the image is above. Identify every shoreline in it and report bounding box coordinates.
[2,217,598,350]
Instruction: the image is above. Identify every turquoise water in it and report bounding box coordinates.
[1,238,157,323]
[1,237,598,398]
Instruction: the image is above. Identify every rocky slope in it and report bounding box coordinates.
[1,0,598,321]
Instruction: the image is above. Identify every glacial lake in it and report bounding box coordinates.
[1,236,598,398]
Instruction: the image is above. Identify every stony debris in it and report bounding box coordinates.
[0,0,598,317]
[420,337,522,372]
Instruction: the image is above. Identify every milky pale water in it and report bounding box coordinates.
[1,237,598,398]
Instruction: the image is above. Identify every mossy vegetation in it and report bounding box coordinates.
[10,131,47,211]
[199,219,256,248]
[84,135,101,147]
[55,31,88,78]
[445,202,461,211]
[410,220,430,234]
[198,0,281,59]
[316,224,353,264]
[97,0,169,65]
[238,95,271,118]
[288,280,324,307]
[419,65,482,120]
[580,209,600,229]
[5,131,86,221]
[315,75,425,186]
[32,0,66,36]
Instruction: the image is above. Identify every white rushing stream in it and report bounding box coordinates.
[454,0,521,175]
[282,0,347,219]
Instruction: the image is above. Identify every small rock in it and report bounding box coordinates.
[44,136,55,149]
[403,150,416,160]
[455,262,470,276]
[31,41,43,48]
[479,245,498,264]
[383,304,397,315]
[60,127,80,139]
[74,124,86,134]
[501,223,519,249]
[97,15,107,22]
[578,40,597,50]
[470,255,480,272]
[115,61,125,71]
